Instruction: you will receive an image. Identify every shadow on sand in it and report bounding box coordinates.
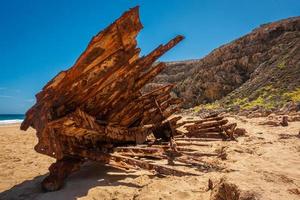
[0,162,146,200]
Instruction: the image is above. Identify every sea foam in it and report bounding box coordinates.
[0,119,23,125]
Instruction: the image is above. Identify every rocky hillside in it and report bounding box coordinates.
[147,16,300,109]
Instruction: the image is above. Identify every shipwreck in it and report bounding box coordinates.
[21,7,239,191]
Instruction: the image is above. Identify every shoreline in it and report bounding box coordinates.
[0,123,22,127]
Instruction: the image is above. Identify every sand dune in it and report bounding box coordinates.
[0,116,299,200]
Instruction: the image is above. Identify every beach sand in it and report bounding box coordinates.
[0,117,299,200]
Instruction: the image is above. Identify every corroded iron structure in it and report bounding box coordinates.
[21,7,238,191]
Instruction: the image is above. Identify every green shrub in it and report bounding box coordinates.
[283,88,300,102]
[277,60,286,69]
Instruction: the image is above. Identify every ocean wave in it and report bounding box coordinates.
[0,119,23,125]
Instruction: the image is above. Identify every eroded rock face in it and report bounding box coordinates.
[147,17,300,108]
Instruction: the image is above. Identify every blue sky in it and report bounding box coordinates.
[0,0,299,114]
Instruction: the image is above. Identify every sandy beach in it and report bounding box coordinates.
[0,117,299,200]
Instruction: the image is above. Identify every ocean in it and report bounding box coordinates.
[0,114,24,125]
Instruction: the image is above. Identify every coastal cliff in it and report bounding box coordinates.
[146,17,300,109]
